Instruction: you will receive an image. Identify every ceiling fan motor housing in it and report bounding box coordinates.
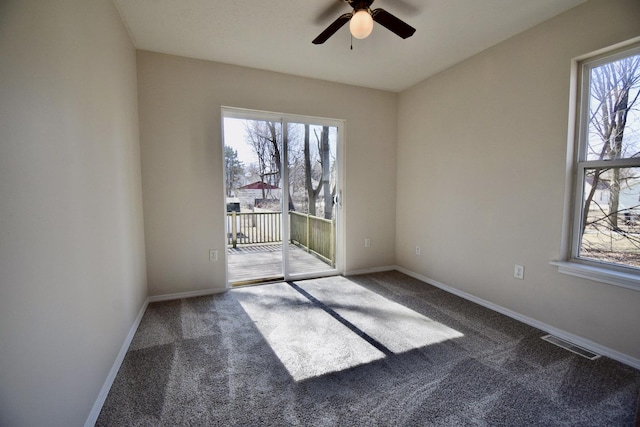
[348,0,375,13]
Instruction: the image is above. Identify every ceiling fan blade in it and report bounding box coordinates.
[371,8,416,39]
[314,0,348,25]
[387,0,419,17]
[312,13,352,44]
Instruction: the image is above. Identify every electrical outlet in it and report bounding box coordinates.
[209,250,218,262]
[364,238,371,248]
[514,264,524,279]
[415,246,421,256]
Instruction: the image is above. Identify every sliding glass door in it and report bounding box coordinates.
[222,108,343,285]
[284,122,338,277]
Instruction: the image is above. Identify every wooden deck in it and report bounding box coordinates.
[227,244,333,285]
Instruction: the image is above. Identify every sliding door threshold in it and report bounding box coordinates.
[231,276,285,287]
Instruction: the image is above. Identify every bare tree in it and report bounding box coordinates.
[578,53,640,266]
[244,120,300,210]
[245,121,282,203]
[304,125,322,216]
[583,55,640,232]
[302,125,334,219]
[242,120,336,216]
[317,126,333,220]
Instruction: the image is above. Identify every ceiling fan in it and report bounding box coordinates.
[312,0,416,45]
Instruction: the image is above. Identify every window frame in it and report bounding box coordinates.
[555,40,640,291]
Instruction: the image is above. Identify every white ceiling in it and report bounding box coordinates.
[113,0,587,92]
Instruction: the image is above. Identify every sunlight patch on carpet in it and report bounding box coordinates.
[234,282,385,381]
[233,277,463,381]
[297,276,464,354]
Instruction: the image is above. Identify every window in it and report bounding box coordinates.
[569,44,640,280]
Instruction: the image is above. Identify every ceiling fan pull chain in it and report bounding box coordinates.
[350,34,353,50]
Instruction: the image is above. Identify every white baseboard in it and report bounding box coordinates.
[84,297,149,427]
[343,265,396,276]
[85,268,639,426]
[148,287,227,302]
[395,266,640,371]
[84,286,228,425]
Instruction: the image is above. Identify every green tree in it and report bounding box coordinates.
[224,146,244,197]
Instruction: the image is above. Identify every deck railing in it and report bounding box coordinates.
[289,211,335,266]
[227,211,282,247]
[226,210,334,265]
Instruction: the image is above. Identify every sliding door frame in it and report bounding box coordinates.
[221,106,345,284]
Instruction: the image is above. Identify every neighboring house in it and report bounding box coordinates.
[620,176,640,220]
[237,181,281,209]
[585,175,640,220]
[585,175,611,205]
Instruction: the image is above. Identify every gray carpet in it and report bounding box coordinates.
[97,271,640,426]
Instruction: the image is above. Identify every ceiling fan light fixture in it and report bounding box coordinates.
[312,0,415,45]
[349,9,373,39]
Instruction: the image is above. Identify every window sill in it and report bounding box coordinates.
[550,261,640,292]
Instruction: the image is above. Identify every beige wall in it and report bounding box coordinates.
[137,51,398,296]
[0,0,147,425]
[3,0,638,423]
[397,0,640,360]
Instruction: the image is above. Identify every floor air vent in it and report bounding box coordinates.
[541,335,600,360]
